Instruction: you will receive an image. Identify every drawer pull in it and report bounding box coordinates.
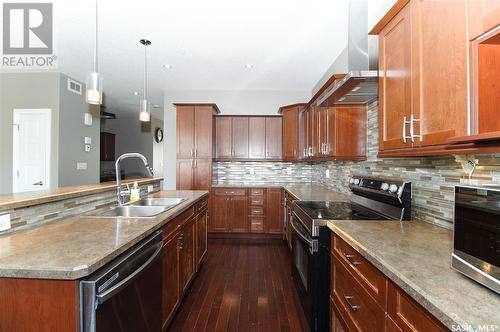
[343,295,360,311]
[344,253,362,266]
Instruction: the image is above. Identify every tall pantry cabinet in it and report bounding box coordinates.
[175,103,219,190]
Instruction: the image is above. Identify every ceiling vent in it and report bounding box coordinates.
[67,78,82,95]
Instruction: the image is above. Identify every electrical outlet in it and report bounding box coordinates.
[325,169,330,179]
[147,185,154,193]
[84,144,91,152]
[0,214,11,231]
[286,168,292,175]
[249,168,255,175]
[77,162,87,170]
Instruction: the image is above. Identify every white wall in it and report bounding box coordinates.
[367,0,398,32]
[162,89,311,189]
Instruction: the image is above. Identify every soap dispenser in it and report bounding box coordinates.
[130,181,141,203]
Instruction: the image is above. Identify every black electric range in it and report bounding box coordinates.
[290,176,411,331]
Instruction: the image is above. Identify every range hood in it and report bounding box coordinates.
[317,0,378,107]
[99,93,116,119]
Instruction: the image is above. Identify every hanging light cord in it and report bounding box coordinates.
[94,0,98,72]
[143,42,147,100]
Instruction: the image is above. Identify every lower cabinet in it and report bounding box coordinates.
[210,187,283,234]
[161,196,209,330]
[330,232,447,332]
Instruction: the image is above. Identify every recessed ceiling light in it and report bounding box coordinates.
[245,64,254,69]
[133,91,139,96]
[163,64,173,69]
[153,104,160,108]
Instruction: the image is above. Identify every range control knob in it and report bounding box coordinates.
[349,178,354,184]
[381,183,389,191]
[389,184,399,193]
[354,178,360,185]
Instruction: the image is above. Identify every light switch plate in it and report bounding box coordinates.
[77,162,87,170]
[83,113,93,126]
[325,169,330,179]
[0,214,11,232]
[84,136,92,144]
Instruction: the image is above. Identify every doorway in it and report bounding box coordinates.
[12,109,52,193]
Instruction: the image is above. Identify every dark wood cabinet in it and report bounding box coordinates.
[249,117,266,159]
[176,104,218,190]
[231,117,250,158]
[265,117,282,159]
[210,193,230,232]
[100,132,115,161]
[229,195,248,232]
[298,109,308,159]
[215,117,232,159]
[211,189,248,233]
[196,209,208,267]
[281,104,305,161]
[162,233,180,330]
[265,188,282,234]
[179,217,196,294]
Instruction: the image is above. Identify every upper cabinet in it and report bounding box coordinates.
[373,0,469,156]
[281,104,306,161]
[214,116,282,161]
[468,0,500,41]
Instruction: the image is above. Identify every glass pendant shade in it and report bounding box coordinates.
[86,71,103,105]
[139,99,150,122]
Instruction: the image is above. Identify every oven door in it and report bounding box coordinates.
[290,214,315,326]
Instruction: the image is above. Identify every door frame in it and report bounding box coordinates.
[12,108,52,193]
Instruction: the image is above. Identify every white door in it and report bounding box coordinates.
[12,109,51,193]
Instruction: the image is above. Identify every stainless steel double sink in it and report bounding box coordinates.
[90,198,186,218]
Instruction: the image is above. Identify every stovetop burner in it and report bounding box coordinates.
[295,201,387,221]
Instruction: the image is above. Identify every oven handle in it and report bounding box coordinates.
[290,218,313,248]
[96,241,162,304]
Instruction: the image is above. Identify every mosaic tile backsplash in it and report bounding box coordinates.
[0,182,161,234]
[215,102,500,229]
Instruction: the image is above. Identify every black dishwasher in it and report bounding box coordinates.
[80,230,163,332]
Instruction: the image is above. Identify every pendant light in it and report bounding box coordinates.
[86,0,103,105]
[139,39,151,122]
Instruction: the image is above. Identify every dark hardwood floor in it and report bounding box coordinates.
[168,238,308,332]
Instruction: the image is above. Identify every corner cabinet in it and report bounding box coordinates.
[281,104,307,161]
[374,0,468,156]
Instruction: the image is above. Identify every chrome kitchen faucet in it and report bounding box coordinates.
[115,153,154,205]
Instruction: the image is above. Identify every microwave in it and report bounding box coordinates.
[452,186,500,294]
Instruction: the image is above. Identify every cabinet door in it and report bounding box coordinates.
[248,117,266,159]
[162,234,180,329]
[215,117,232,159]
[193,159,212,191]
[298,109,308,159]
[378,3,412,151]
[196,210,208,266]
[176,159,193,190]
[232,117,249,158]
[307,108,318,157]
[229,196,248,232]
[265,117,283,159]
[318,108,328,156]
[282,108,299,160]
[265,188,282,234]
[468,0,500,40]
[411,0,467,146]
[326,108,337,156]
[334,106,367,159]
[180,218,195,294]
[194,106,213,158]
[210,195,229,232]
[100,132,115,161]
[176,106,195,159]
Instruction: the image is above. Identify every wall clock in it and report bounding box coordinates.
[154,128,163,143]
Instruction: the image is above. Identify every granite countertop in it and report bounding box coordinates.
[0,190,207,280]
[327,220,500,330]
[0,177,164,211]
[212,182,350,201]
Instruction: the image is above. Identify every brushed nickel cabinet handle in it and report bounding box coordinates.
[343,253,361,266]
[343,295,360,311]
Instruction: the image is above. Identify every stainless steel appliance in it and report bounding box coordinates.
[452,186,500,294]
[291,176,411,331]
[80,230,163,332]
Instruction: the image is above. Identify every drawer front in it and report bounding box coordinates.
[249,206,264,216]
[387,283,447,332]
[331,258,385,332]
[213,188,246,196]
[196,196,208,213]
[249,188,264,196]
[332,234,387,308]
[249,197,264,206]
[250,217,264,232]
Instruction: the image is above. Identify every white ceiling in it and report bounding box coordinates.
[54,0,350,117]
